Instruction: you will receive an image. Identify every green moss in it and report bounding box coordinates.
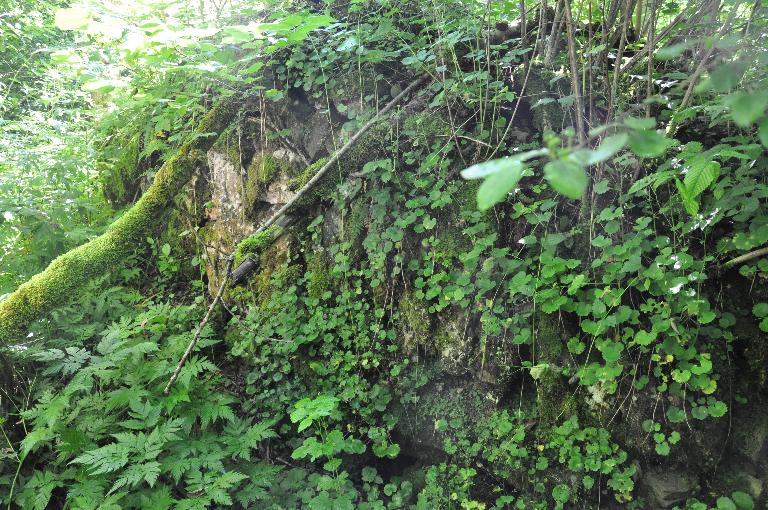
[244,155,283,213]
[339,120,393,170]
[533,313,576,430]
[342,199,368,246]
[403,111,451,147]
[398,291,431,354]
[0,95,240,345]
[248,240,296,309]
[235,227,279,266]
[434,315,472,374]
[306,251,332,300]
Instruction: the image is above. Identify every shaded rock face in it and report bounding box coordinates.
[640,470,698,508]
[207,151,244,224]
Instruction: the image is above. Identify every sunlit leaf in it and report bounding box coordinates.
[544,160,588,199]
[460,149,547,179]
[675,178,699,215]
[655,42,690,60]
[476,164,524,210]
[574,133,628,165]
[683,159,720,197]
[55,8,90,31]
[725,91,768,128]
[628,130,671,158]
[624,117,656,130]
[759,117,768,148]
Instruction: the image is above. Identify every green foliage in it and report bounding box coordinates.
[3,0,768,508]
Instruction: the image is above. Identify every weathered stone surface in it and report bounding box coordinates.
[207,150,244,223]
[640,469,697,508]
[731,404,768,463]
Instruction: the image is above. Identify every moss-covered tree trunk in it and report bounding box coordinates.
[0,96,239,345]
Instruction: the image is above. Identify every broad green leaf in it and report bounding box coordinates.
[544,160,588,199]
[463,159,522,180]
[717,497,737,510]
[683,159,720,197]
[655,42,693,60]
[82,80,123,93]
[731,491,754,510]
[675,178,699,215]
[476,164,524,210]
[628,130,671,158]
[586,133,628,165]
[552,484,570,504]
[758,116,768,148]
[461,149,547,179]
[624,117,656,130]
[628,170,675,193]
[55,8,90,30]
[705,60,747,92]
[725,91,768,128]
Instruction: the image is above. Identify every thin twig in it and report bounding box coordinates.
[563,0,586,145]
[666,4,739,135]
[163,257,234,395]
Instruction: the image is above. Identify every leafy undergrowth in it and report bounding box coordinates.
[2,0,768,509]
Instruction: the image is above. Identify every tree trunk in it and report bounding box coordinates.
[0,95,239,346]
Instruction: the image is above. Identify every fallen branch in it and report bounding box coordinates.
[163,256,234,395]
[722,246,768,270]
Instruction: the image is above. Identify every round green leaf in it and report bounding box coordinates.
[731,491,754,510]
[717,496,737,510]
[726,91,768,128]
[476,164,523,210]
[552,484,570,503]
[544,160,588,199]
[628,130,671,158]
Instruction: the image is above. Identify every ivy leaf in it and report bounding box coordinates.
[731,491,754,510]
[476,164,524,210]
[552,484,570,504]
[628,130,671,158]
[725,91,768,128]
[544,160,588,199]
[753,303,768,318]
[683,160,720,197]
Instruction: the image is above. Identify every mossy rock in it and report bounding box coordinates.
[532,313,577,430]
[234,227,279,266]
[434,313,474,374]
[305,250,332,300]
[398,291,431,355]
[244,154,284,213]
[0,95,240,343]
